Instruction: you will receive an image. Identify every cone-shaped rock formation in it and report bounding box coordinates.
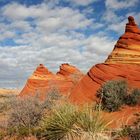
[57,63,82,77]
[69,16,140,104]
[106,16,140,64]
[19,64,83,100]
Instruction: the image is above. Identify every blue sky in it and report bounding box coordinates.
[0,0,140,88]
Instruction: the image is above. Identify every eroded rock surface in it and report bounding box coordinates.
[19,64,83,100]
[70,16,140,104]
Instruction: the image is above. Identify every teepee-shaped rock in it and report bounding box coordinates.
[106,16,140,64]
[33,64,52,76]
[57,63,82,76]
[69,16,140,104]
[19,64,54,99]
[19,64,83,100]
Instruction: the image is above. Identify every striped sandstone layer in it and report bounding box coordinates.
[69,16,140,104]
[19,64,83,100]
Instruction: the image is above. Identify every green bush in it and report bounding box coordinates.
[97,80,128,112]
[125,89,140,106]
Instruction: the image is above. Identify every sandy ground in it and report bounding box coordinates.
[0,88,20,95]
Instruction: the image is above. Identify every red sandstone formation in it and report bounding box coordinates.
[69,16,140,104]
[19,64,83,100]
[57,63,82,77]
[57,63,84,84]
[106,16,140,64]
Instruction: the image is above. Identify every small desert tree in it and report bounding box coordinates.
[44,86,62,110]
[7,96,46,136]
[97,80,128,112]
[7,86,63,137]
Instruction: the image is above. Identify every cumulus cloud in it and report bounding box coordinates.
[0,31,15,41]
[0,1,113,88]
[69,0,95,6]
[85,36,115,56]
[0,0,139,88]
[103,0,140,34]
[105,0,139,10]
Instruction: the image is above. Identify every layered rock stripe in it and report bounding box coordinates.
[69,16,140,104]
[19,64,83,100]
[106,16,140,64]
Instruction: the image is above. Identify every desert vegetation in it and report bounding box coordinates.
[0,81,140,140]
[113,112,140,140]
[97,80,140,112]
[0,88,113,140]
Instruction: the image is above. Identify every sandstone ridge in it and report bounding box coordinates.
[69,16,140,104]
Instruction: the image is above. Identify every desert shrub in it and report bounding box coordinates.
[128,113,140,140]
[7,96,46,137]
[129,128,140,140]
[113,125,131,139]
[44,87,62,110]
[0,94,16,113]
[0,103,8,113]
[116,113,140,140]
[37,103,110,140]
[6,86,63,137]
[97,80,128,112]
[47,87,62,100]
[38,103,78,140]
[0,131,6,140]
[70,73,82,84]
[121,122,140,140]
[125,89,140,106]
[76,106,111,139]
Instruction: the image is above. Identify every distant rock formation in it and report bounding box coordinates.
[19,64,83,100]
[57,63,82,77]
[69,16,140,104]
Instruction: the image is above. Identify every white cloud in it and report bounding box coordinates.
[108,19,127,34]
[44,0,98,7]
[103,10,127,34]
[10,21,32,31]
[0,1,118,88]
[70,0,95,6]
[85,36,115,56]
[103,10,122,23]
[2,3,30,20]
[105,0,139,10]
[0,31,15,41]
[103,0,140,34]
